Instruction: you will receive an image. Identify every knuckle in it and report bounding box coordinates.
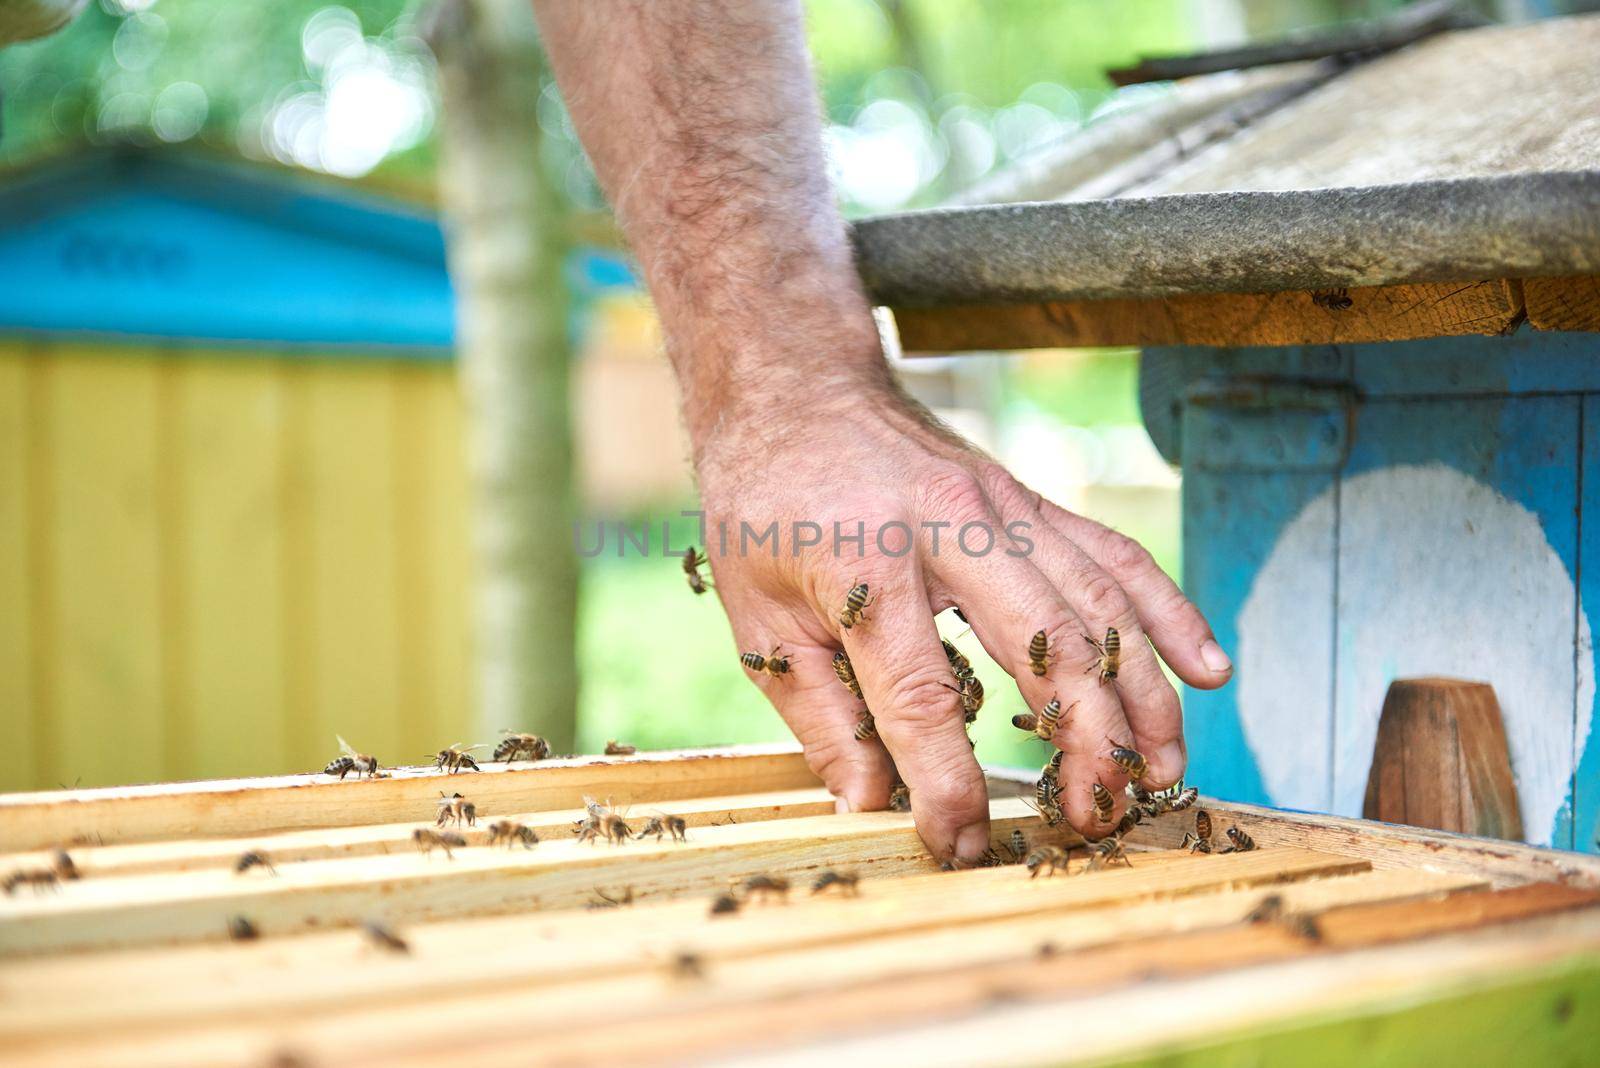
[879,667,964,733]
[1100,530,1155,576]
[1077,569,1134,625]
[917,468,991,528]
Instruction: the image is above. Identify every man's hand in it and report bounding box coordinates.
[534,0,1232,862]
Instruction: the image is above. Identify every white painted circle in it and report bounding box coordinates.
[1237,462,1592,846]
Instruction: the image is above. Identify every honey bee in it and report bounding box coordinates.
[1179,831,1212,854]
[362,920,410,953]
[487,820,538,849]
[323,735,379,780]
[1090,782,1115,825]
[682,546,713,595]
[709,892,741,916]
[604,740,637,756]
[431,743,484,774]
[1033,696,1070,741]
[888,783,912,812]
[228,915,259,941]
[1007,828,1028,861]
[1112,804,1144,838]
[1311,287,1353,311]
[2,869,58,895]
[411,828,465,858]
[740,646,793,679]
[833,651,865,699]
[1085,836,1131,872]
[941,638,973,678]
[742,874,790,903]
[1156,785,1199,814]
[52,850,79,881]
[810,870,861,896]
[1243,894,1284,924]
[1195,809,1213,842]
[1285,913,1323,942]
[634,816,666,842]
[493,731,550,763]
[1083,627,1121,685]
[838,581,875,630]
[1012,712,1039,733]
[1027,629,1051,677]
[603,813,633,845]
[665,814,688,843]
[941,674,984,724]
[1222,826,1256,853]
[853,710,878,741]
[235,850,277,876]
[435,792,477,828]
[1024,846,1070,878]
[573,797,607,844]
[1107,742,1149,782]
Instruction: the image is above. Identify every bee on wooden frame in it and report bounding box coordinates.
[1007,828,1028,862]
[487,820,538,849]
[811,870,861,896]
[323,734,379,780]
[741,874,790,903]
[431,743,484,774]
[493,731,550,763]
[604,740,636,756]
[739,646,793,680]
[435,792,477,828]
[838,581,875,630]
[235,850,277,876]
[228,915,259,941]
[52,850,79,881]
[2,869,58,895]
[682,546,713,595]
[1024,846,1070,878]
[412,828,465,859]
[1085,836,1131,872]
[1311,287,1354,311]
[1083,627,1121,685]
[362,920,410,954]
[1179,831,1213,854]
[1221,826,1256,853]
[709,892,741,916]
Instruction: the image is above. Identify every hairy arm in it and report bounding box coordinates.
[534,0,1231,863]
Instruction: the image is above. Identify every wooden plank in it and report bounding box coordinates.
[892,279,1526,353]
[174,356,291,781]
[42,349,168,789]
[1525,275,1600,333]
[0,787,837,878]
[0,347,35,793]
[0,797,1097,954]
[0,745,819,852]
[0,849,1384,1057]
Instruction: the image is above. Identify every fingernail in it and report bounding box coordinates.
[1152,740,1186,785]
[954,822,990,863]
[1200,639,1232,674]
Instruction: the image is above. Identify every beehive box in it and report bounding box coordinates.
[2,744,1598,1067]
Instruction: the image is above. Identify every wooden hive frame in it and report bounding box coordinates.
[2,744,1598,1067]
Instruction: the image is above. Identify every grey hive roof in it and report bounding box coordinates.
[852,15,1600,308]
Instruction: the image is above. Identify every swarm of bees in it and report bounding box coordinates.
[494,732,550,763]
[739,646,793,680]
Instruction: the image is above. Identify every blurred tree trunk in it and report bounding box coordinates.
[424,0,578,752]
[0,0,88,45]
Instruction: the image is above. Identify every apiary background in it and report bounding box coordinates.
[1,744,1597,1067]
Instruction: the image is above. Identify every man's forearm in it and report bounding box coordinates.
[532,0,887,447]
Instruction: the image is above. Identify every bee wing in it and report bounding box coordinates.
[336,734,358,759]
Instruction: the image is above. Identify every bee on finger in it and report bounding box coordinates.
[682,547,714,595]
[487,820,538,849]
[1012,712,1039,734]
[1090,782,1115,825]
[1112,804,1144,838]
[1027,629,1051,677]
[1107,741,1149,782]
[853,710,878,742]
[941,675,984,724]
[739,646,793,680]
[1083,627,1121,685]
[833,651,864,700]
[362,920,410,953]
[431,743,484,774]
[838,581,875,630]
[604,740,637,756]
[323,734,379,780]
[742,874,790,903]
[941,638,973,678]
[1033,697,1071,741]
[493,731,550,763]
[888,783,911,812]
[235,850,277,876]
[1157,785,1200,814]
[1024,846,1070,878]
[811,870,861,896]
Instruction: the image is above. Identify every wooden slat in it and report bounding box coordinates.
[0,848,1386,1063]
[0,847,1387,1043]
[892,279,1528,353]
[0,787,837,878]
[1525,275,1600,333]
[0,744,818,852]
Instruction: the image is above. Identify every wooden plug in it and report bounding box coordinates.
[1362,677,1522,841]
